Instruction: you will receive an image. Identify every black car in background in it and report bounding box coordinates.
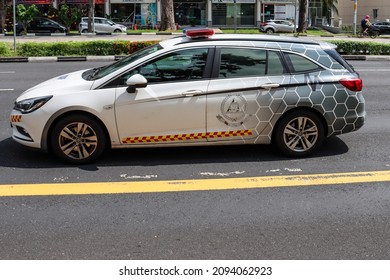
[16,17,67,34]
[373,21,390,35]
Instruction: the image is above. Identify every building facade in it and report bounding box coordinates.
[10,0,328,28]
[336,0,390,26]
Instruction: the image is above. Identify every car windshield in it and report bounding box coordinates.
[84,43,163,81]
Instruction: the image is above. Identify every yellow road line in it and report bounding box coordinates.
[1,170,390,197]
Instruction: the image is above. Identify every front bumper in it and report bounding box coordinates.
[10,110,46,149]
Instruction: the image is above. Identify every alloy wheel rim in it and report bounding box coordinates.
[58,122,98,160]
[283,116,318,152]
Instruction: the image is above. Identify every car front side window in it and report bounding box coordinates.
[114,48,209,85]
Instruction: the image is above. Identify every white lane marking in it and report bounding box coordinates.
[120,174,158,179]
[200,171,245,177]
[53,176,69,182]
[1,71,16,92]
[355,69,390,72]
[266,168,303,173]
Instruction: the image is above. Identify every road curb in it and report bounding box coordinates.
[0,56,124,63]
[1,32,183,37]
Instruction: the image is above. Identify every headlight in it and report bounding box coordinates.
[14,96,53,114]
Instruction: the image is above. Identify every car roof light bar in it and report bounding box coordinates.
[185,28,215,39]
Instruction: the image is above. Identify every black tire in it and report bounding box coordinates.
[266,28,274,34]
[370,31,379,39]
[274,110,325,157]
[50,114,106,164]
[113,29,122,33]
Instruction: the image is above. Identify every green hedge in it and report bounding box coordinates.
[16,40,159,57]
[0,42,12,56]
[328,40,390,55]
[2,39,390,57]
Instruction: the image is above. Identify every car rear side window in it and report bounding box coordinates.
[217,48,285,78]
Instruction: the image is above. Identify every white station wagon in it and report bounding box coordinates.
[10,29,365,164]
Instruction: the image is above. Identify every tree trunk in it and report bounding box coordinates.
[159,0,176,31]
[88,0,94,32]
[297,0,307,33]
[0,0,5,33]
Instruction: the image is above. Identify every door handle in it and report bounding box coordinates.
[260,83,280,89]
[182,90,203,97]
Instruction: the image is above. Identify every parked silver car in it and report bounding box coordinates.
[260,20,295,34]
[79,17,127,33]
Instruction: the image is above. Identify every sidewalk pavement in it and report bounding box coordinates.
[1,32,390,63]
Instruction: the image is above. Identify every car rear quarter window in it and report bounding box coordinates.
[323,48,354,72]
[283,52,322,73]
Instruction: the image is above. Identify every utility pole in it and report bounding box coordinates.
[353,0,357,35]
[12,0,16,52]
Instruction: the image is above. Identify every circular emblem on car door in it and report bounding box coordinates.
[217,95,250,126]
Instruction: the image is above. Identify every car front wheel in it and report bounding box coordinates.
[50,114,106,164]
[274,110,324,157]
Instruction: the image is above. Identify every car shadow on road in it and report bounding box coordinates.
[0,136,349,169]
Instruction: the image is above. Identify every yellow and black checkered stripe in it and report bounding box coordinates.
[122,130,253,144]
[10,115,22,123]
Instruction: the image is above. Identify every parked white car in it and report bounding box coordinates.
[79,17,127,33]
[10,29,365,164]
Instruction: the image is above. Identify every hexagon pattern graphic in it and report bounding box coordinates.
[229,42,365,144]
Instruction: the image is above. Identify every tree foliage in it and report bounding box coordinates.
[58,4,81,33]
[16,4,39,34]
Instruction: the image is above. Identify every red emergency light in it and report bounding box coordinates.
[185,28,215,39]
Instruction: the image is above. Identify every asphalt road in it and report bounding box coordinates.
[0,60,389,259]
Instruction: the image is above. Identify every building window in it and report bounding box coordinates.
[373,9,378,20]
[212,3,255,26]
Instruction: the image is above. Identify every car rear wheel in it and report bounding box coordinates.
[266,28,274,34]
[274,110,324,157]
[50,114,106,164]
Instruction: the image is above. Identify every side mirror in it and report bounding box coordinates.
[126,74,148,93]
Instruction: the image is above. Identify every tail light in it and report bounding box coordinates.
[339,78,363,92]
